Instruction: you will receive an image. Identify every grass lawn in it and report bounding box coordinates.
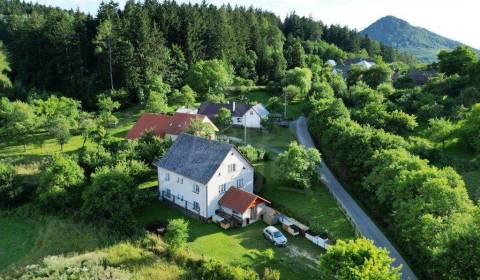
[223,127,356,240]
[137,201,324,279]
[0,214,101,273]
[462,170,480,201]
[0,217,39,270]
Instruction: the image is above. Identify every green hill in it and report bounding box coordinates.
[361,15,480,62]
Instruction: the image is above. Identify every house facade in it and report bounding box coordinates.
[197,101,269,129]
[126,112,218,140]
[156,133,258,219]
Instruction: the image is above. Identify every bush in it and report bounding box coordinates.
[38,154,85,210]
[195,259,259,280]
[80,163,143,235]
[165,218,189,250]
[0,160,20,206]
[238,145,267,163]
[263,268,280,280]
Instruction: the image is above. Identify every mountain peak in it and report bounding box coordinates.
[360,16,479,62]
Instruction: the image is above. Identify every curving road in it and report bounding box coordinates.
[293,116,417,280]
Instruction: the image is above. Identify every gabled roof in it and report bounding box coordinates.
[198,102,253,118]
[252,104,269,118]
[126,112,217,140]
[156,133,235,184]
[219,187,270,213]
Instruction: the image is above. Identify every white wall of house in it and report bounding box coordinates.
[157,147,254,219]
[231,108,262,128]
[205,147,254,217]
[158,167,209,218]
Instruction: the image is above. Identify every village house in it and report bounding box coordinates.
[197,101,269,128]
[156,133,269,227]
[126,112,218,140]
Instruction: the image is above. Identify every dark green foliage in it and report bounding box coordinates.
[215,107,232,129]
[0,160,21,207]
[185,59,233,100]
[194,259,260,280]
[136,131,172,164]
[80,162,144,234]
[438,46,478,76]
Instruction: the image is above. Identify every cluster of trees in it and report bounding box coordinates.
[0,0,417,110]
[1,130,171,234]
[308,62,479,278]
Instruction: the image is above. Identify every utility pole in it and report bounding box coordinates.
[244,114,247,144]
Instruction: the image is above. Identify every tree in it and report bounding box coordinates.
[215,107,232,129]
[49,117,72,151]
[0,98,37,152]
[285,38,306,68]
[136,131,172,164]
[185,59,233,100]
[185,119,215,139]
[81,163,143,234]
[458,103,480,152]
[97,96,120,128]
[276,141,321,189]
[238,145,259,163]
[79,113,98,147]
[38,154,85,209]
[165,218,189,250]
[320,239,401,280]
[145,91,169,113]
[0,44,11,88]
[362,63,393,89]
[94,19,115,91]
[0,160,20,206]
[170,85,197,108]
[283,67,312,95]
[438,46,478,76]
[282,85,301,102]
[425,118,457,148]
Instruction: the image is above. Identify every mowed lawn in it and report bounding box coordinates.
[137,202,324,279]
[223,127,356,240]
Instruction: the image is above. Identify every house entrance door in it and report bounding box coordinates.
[250,206,257,220]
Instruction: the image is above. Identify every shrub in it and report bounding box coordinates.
[263,268,280,280]
[38,154,85,210]
[165,218,189,250]
[0,160,20,206]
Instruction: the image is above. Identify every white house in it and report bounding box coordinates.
[197,101,269,129]
[156,133,269,226]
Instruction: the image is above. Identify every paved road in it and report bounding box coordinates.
[294,116,417,280]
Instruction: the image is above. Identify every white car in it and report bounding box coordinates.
[263,226,287,247]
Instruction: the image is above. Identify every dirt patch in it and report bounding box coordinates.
[286,244,318,263]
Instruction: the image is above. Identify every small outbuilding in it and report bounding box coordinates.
[217,187,270,227]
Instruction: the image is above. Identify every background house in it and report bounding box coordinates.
[197,101,269,128]
[156,133,258,220]
[126,112,218,140]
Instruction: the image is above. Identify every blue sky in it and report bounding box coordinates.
[32,0,480,49]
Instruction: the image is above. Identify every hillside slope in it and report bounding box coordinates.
[361,15,480,62]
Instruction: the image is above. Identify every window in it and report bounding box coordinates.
[193,201,200,211]
[250,110,253,115]
[219,183,227,194]
[228,164,236,173]
[236,178,244,188]
[177,177,183,184]
[193,184,200,194]
[165,173,170,181]
[237,117,241,122]
[166,189,171,198]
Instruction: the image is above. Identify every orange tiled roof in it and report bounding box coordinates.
[218,187,270,213]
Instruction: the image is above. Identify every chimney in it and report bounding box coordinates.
[232,101,236,112]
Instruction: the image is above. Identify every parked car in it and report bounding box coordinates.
[263,226,288,246]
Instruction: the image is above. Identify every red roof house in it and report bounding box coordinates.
[218,187,270,226]
[126,112,218,140]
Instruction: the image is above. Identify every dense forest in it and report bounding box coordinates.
[1,0,480,279]
[0,0,415,109]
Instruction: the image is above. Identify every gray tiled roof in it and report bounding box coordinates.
[156,133,233,184]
